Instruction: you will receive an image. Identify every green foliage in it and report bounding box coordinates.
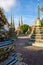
[40,18,43,27]
[20,24,29,34]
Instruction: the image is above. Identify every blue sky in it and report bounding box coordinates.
[0,0,43,28]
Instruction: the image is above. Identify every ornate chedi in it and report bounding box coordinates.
[17,16,23,30]
[29,0,43,47]
[20,16,23,26]
[0,8,27,65]
[0,8,10,26]
[16,16,23,35]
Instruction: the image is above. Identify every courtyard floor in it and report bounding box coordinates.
[16,36,43,65]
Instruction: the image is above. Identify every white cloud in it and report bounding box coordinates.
[0,0,16,11]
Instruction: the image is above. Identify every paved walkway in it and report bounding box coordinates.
[16,36,43,65]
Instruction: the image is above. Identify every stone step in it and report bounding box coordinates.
[31,36,43,39]
[32,35,41,37]
[32,42,43,47]
[31,38,43,42]
[31,36,41,39]
[32,34,43,36]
